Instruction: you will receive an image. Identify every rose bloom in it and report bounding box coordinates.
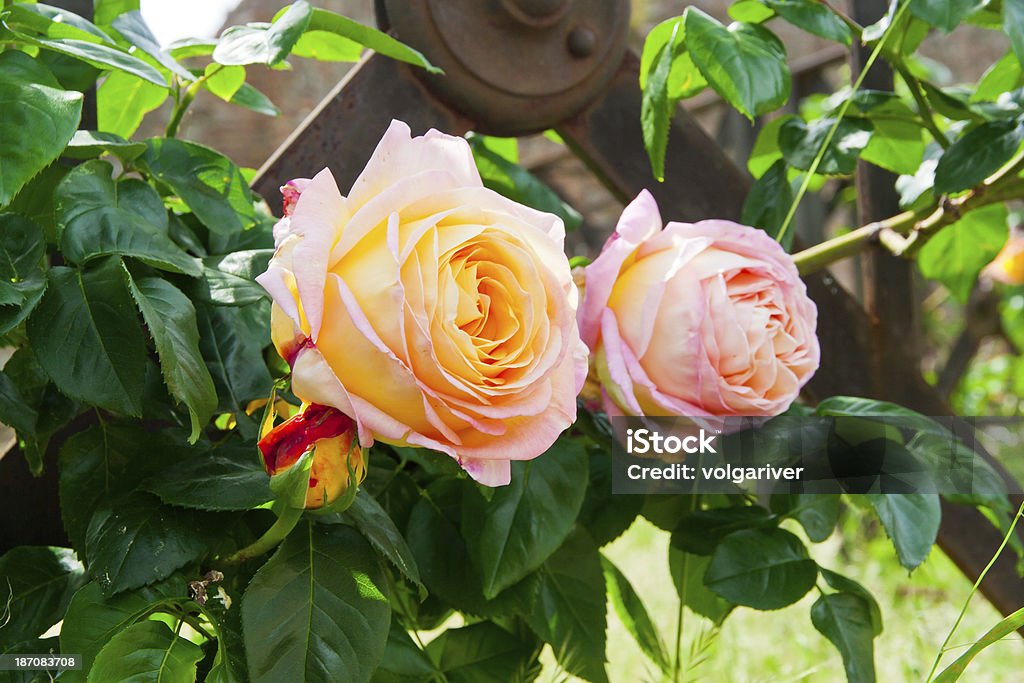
[258,120,586,486]
[579,190,819,418]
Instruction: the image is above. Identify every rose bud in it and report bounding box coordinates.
[257,120,587,487]
[258,403,365,509]
[579,190,820,419]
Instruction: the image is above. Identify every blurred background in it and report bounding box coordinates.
[135,1,1024,679]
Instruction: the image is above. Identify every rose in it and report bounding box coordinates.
[258,403,365,509]
[579,190,819,418]
[258,120,587,486]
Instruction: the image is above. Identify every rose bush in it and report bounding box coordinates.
[579,190,820,419]
[258,120,586,486]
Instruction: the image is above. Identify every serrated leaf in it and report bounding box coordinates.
[0,213,47,335]
[300,8,440,73]
[214,1,312,66]
[56,161,200,275]
[141,138,256,234]
[765,0,852,44]
[934,119,1024,195]
[145,442,272,511]
[771,493,840,542]
[197,250,272,306]
[85,492,216,596]
[127,274,217,440]
[196,303,273,412]
[462,438,588,599]
[671,505,778,556]
[601,555,670,674]
[815,396,951,438]
[780,116,874,175]
[527,529,608,683]
[0,51,83,207]
[910,0,984,32]
[87,620,204,683]
[0,547,84,648]
[372,622,438,683]
[705,528,818,610]
[811,592,877,683]
[64,130,147,161]
[97,70,167,138]
[820,568,883,636]
[26,258,147,416]
[426,622,541,683]
[866,493,940,570]
[640,20,680,182]
[685,8,790,119]
[918,204,1008,302]
[60,576,189,683]
[241,522,391,683]
[347,491,423,592]
[669,546,733,624]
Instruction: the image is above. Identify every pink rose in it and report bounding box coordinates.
[580,191,819,418]
[258,120,587,486]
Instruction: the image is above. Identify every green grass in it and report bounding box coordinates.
[585,505,1024,683]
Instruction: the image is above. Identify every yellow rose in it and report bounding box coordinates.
[258,121,587,486]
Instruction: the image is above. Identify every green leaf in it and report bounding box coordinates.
[372,622,439,683]
[60,576,189,683]
[4,4,115,44]
[87,619,204,683]
[771,493,841,542]
[347,491,424,592]
[0,51,82,207]
[780,116,874,175]
[638,17,707,100]
[291,30,363,62]
[934,605,1024,682]
[468,137,582,231]
[64,130,147,162]
[934,119,1024,195]
[301,8,441,73]
[97,70,167,138]
[85,492,216,596]
[820,568,883,636]
[866,493,940,570]
[7,25,166,86]
[0,213,46,334]
[241,522,391,683]
[747,115,792,178]
[1007,0,1024,70]
[462,438,588,599]
[26,258,147,416]
[127,274,218,440]
[56,161,201,276]
[196,303,274,412]
[973,52,1024,102]
[685,8,791,119]
[203,63,246,101]
[406,478,539,618]
[640,19,681,182]
[910,0,983,31]
[0,547,84,648]
[197,250,272,306]
[527,529,608,683]
[704,528,818,610]
[815,396,950,438]
[145,441,272,511]
[0,369,38,438]
[764,0,853,44]
[741,159,795,248]
[669,547,733,624]
[810,593,877,683]
[426,622,541,683]
[729,0,776,23]
[601,555,670,675]
[918,204,1008,302]
[228,82,281,116]
[213,1,312,66]
[111,11,194,82]
[670,505,777,555]
[94,0,140,27]
[141,138,257,234]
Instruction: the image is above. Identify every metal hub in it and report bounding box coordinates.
[378,0,631,135]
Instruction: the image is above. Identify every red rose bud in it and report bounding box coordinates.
[258,403,365,509]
